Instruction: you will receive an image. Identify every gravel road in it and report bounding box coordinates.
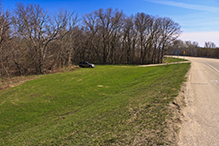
[178,56,219,146]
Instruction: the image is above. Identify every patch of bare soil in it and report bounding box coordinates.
[165,69,190,145]
[0,66,79,91]
[0,76,37,91]
[165,84,186,145]
[46,65,79,74]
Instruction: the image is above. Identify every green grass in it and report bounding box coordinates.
[0,63,190,145]
[163,57,188,63]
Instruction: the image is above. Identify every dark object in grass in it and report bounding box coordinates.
[79,61,95,68]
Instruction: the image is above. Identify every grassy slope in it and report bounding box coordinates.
[0,64,190,145]
[163,57,188,63]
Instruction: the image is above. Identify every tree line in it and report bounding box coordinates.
[166,40,219,58]
[0,3,181,78]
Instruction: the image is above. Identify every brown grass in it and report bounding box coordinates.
[0,65,79,91]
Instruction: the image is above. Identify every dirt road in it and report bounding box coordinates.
[178,56,219,146]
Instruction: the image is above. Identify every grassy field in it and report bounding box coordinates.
[0,63,190,145]
[163,56,187,63]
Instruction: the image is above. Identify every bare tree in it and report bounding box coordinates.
[50,10,79,68]
[166,40,218,58]
[123,15,136,64]
[95,8,124,64]
[82,11,101,63]
[158,17,181,63]
[204,41,216,49]
[135,13,152,64]
[0,3,11,77]
[12,3,69,73]
[0,3,185,78]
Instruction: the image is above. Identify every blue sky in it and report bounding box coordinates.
[2,0,219,47]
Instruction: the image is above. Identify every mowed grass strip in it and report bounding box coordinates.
[163,57,188,63]
[0,63,190,145]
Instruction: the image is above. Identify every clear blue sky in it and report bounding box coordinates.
[2,0,219,47]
